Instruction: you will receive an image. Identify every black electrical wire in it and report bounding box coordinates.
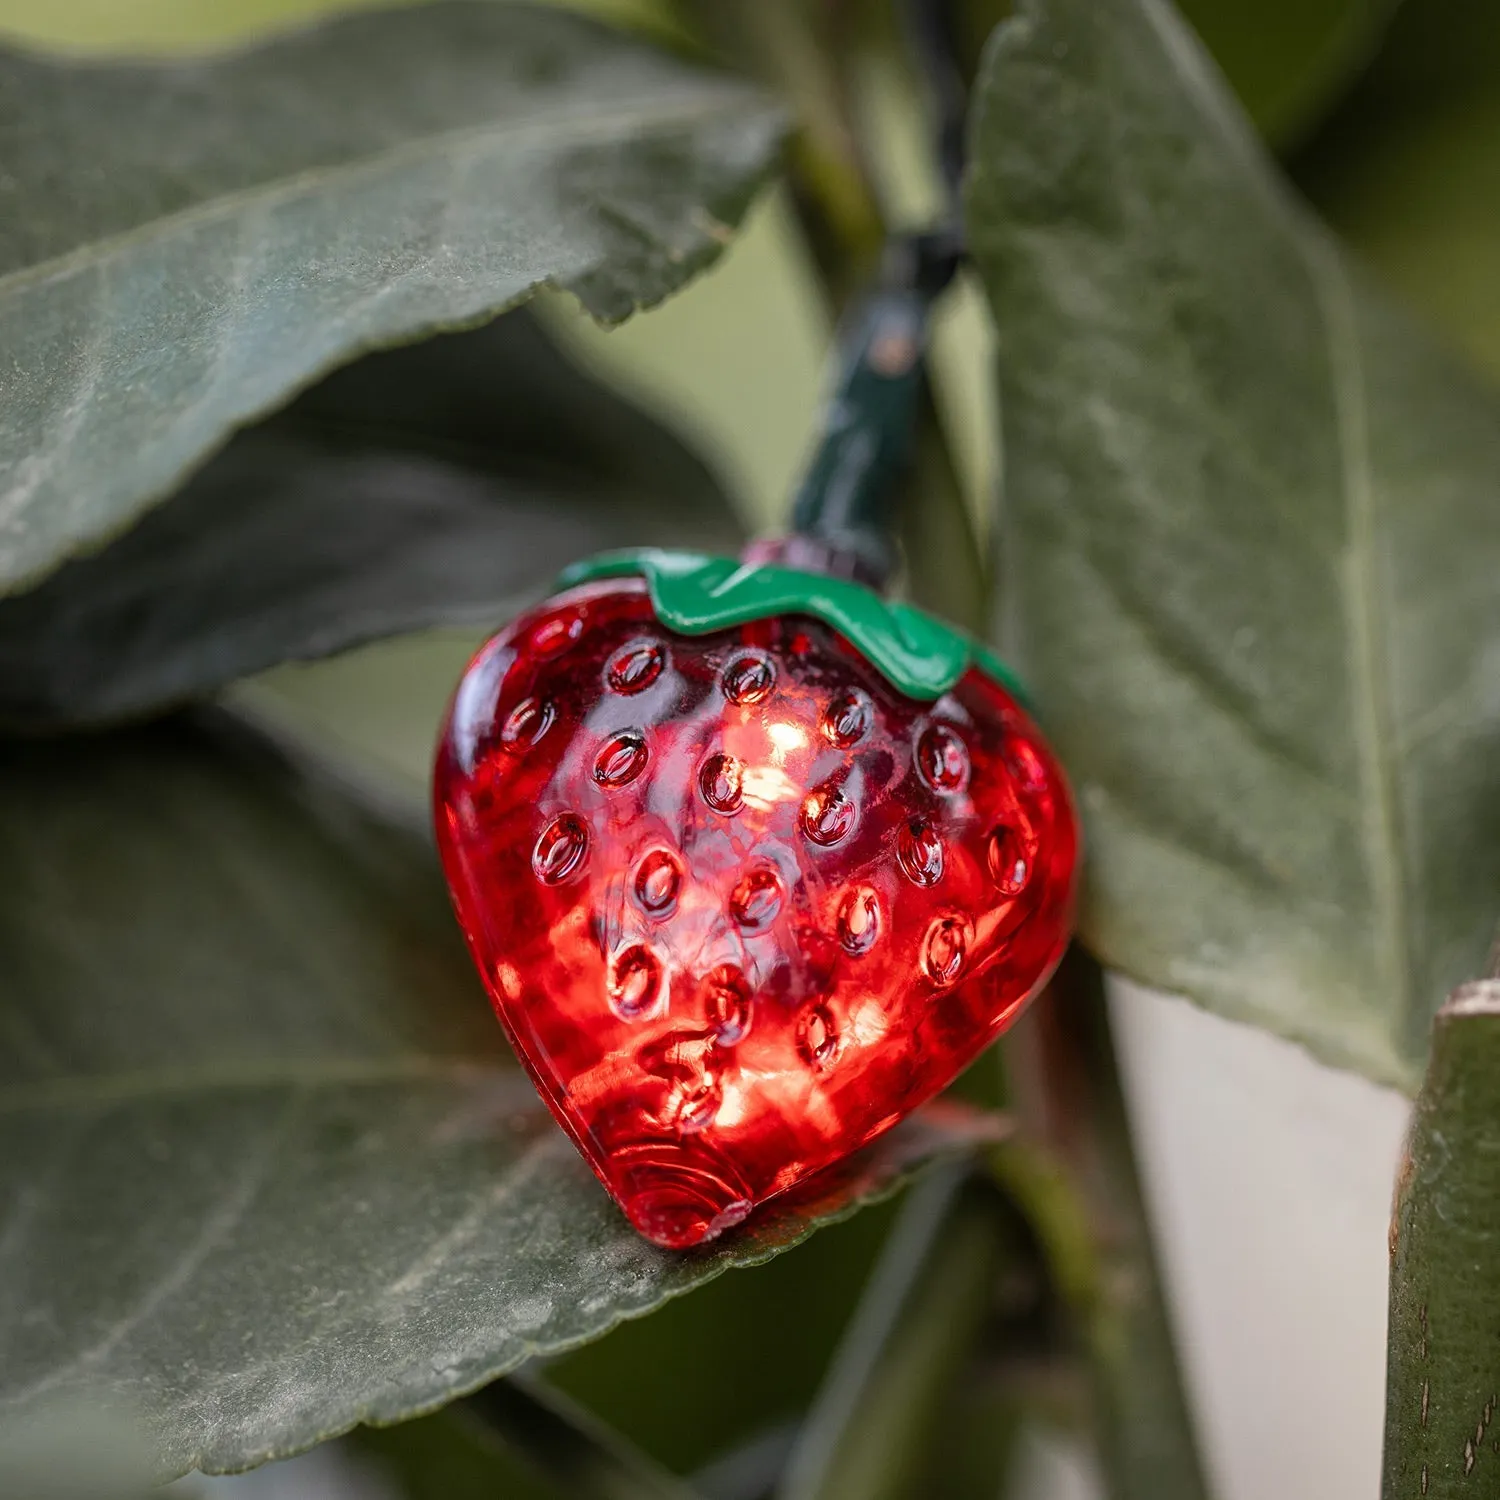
[784,0,971,585]
[901,0,969,216]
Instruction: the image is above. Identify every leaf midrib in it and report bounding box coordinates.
[0,1054,525,1115]
[1303,229,1414,1019]
[1135,0,1415,1019]
[0,82,765,303]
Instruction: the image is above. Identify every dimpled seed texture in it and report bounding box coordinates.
[434,577,1078,1248]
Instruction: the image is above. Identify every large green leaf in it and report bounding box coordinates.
[965,0,1500,1088]
[0,1,782,599]
[0,714,1000,1479]
[1383,968,1500,1498]
[0,309,741,731]
[951,0,1398,145]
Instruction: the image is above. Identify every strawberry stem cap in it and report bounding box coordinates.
[557,548,1028,706]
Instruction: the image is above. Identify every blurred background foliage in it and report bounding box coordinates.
[4,0,1496,1493]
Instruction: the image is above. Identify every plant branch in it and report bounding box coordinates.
[1383,968,1500,1499]
[673,0,885,305]
[1002,948,1213,1500]
[775,1161,1028,1500]
[461,1372,706,1500]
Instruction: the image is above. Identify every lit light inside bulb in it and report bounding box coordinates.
[767,721,807,755]
[741,763,801,808]
[713,1077,748,1129]
[433,574,1079,1250]
[850,998,893,1048]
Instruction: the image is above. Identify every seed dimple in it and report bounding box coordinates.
[722,651,776,705]
[501,696,554,751]
[704,965,752,1044]
[987,825,1031,896]
[594,731,648,788]
[699,752,744,814]
[798,1004,840,1068]
[821,690,873,748]
[916,723,970,793]
[897,820,945,887]
[729,866,783,932]
[532,611,584,657]
[609,943,664,1020]
[801,783,857,846]
[669,1077,722,1134]
[922,915,970,985]
[1006,737,1047,793]
[836,886,882,955]
[532,813,589,885]
[634,850,682,916]
[607,639,666,694]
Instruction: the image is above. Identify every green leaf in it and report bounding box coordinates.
[359,1402,794,1500]
[0,713,1006,1479]
[1383,968,1500,1499]
[965,0,1500,1088]
[358,1407,561,1500]
[1002,957,1210,1500]
[1293,0,1500,381]
[462,1374,705,1500]
[953,0,1398,146]
[776,1164,1021,1500]
[0,1,783,599]
[0,310,741,731]
[558,549,1028,703]
[544,1196,896,1478]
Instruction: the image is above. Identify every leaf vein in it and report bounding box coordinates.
[0,1057,523,1116]
[1305,232,1414,1016]
[0,86,770,306]
[1,1089,308,1409]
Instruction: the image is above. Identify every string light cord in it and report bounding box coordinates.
[769,0,970,589]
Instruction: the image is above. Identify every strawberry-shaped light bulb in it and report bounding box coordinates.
[433,551,1079,1249]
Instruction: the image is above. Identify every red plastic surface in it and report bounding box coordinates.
[434,578,1079,1248]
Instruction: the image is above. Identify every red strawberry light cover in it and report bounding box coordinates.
[433,548,1079,1249]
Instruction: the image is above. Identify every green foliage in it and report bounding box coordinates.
[776,1165,1026,1500]
[1001,959,1209,1500]
[559,548,1027,701]
[0,714,992,1479]
[0,311,741,731]
[3,0,1500,1493]
[0,1,781,598]
[956,0,1399,146]
[1383,971,1500,1498]
[458,1375,705,1500]
[966,0,1500,1090]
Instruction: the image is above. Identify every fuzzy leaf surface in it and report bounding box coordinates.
[967,0,1500,1085]
[0,1,781,596]
[0,717,995,1477]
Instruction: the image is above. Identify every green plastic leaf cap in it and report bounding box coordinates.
[557,549,1028,705]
